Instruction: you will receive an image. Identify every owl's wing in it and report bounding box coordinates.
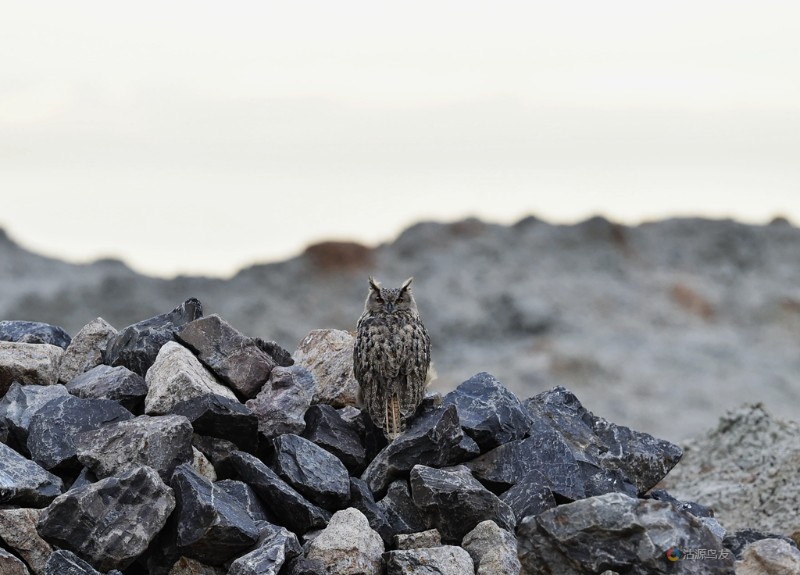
[396,321,431,419]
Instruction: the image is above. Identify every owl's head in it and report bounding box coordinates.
[364,276,418,315]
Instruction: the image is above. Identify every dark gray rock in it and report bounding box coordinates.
[37,466,175,572]
[253,337,294,368]
[376,480,427,537]
[216,479,273,523]
[65,364,147,412]
[0,382,68,451]
[27,395,133,471]
[0,342,63,392]
[499,470,557,525]
[723,528,799,560]
[0,320,71,349]
[447,433,481,465]
[228,450,330,534]
[360,404,463,498]
[175,314,276,399]
[228,521,302,575]
[281,557,326,575]
[517,492,734,575]
[74,414,194,481]
[384,546,474,575]
[410,464,515,543]
[44,549,104,575]
[58,317,117,384]
[104,298,203,376]
[192,434,239,478]
[349,477,393,545]
[0,547,29,575]
[442,372,531,451]
[302,404,366,473]
[272,434,350,509]
[71,467,98,490]
[0,443,62,507]
[647,488,714,518]
[246,366,314,441]
[466,415,584,499]
[578,461,638,498]
[170,393,258,451]
[169,464,260,565]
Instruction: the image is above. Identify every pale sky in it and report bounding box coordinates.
[1,1,799,277]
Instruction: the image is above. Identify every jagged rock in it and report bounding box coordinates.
[442,372,531,451]
[724,529,799,560]
[228,451,330,534]
[167,557,224,575]
[306,508,384,575]
[517,492,734,574]
[0,342,64,393]
[410,465,515,543]
[228,522,302,575]
[75,414,194,481]
[246,366,314,441]
[104,298,203,376]
[394,529,441,550]
[272,434,350,509]
[736,538,800,575]
[191,447,217,482]
[647,489,725,539]
[216,480,272,523]
[0,548,30,575]
[169,464,260,565]
[192,434,238,479]
[384,546,474,575]
[37,466,176,571]
[65,364,147,412]
[174,314,276,399]
[27,395,133,470]
[578,461,637,498]
[348,478,393,545]
[0,507,52,575]
[376,480,427,536]
[144,342,238,415]
[58,318,117,384]
[361,404,463,497]
[302,404,366,473]
[0,442,63,506]
[44,549,108,575]
[281,557,326,575]
[0,320,71,349]
[253,338,294,368]
[466,414,584,499]
[0,382,68,451]
[293,329,359,407]
[170,393,257,451]
[498,470,557,525]
[462,520,521,575]
[447,433,481,465]
[71,467,98,490]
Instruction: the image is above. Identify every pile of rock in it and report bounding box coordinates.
[0,299,798,575]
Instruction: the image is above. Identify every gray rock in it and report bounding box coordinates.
[37,466,176,572]
[0,442,63,506]
[499,470,557,525]
[376,480,427,537]
[74,414,194,481]
[293,329,359,407]
[0,320,71,349]
[0,507,52,575]
[228,450,330,534]
[442,372,531,451]
[394,529,441,550]
[348,478,393,545]
[302,404,366,473]
[0,342,63,393]
[65,364,147,412]
[253,338,294,368]
[215,479,273,523]
[384,545,474,575]
[736,538,800,575]
[228,522,302,575]
[410,465,515,543]
[246,366,313,441]
[0,548,31,575]
[281,557,326,575]
[517,492,734,574]
[44,549,105,575]
[723,529,798,560]
[144,341,238,415]
[104,297,203,376]
[447,433,481,465]
[462,520,521,575]
[0,382,68,451]
[191,434,239,479]
[306,508,384,575]
[175,314,276,399]
[169,463,260,565]
[361,404,463,497]
[70,467,98,490]
[58,317,117,384]
[272,433,350,509]
[167,557,224,575]
[27,395,133,471]
[169,393,258,452]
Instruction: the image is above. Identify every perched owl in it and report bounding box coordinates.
[354,276,431,440]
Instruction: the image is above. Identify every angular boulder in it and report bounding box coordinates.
[0,382,68,450]
[66,364,147,412]
[306,508,384,575]
[0,548,30,575]
[167,557,225,575]
[0,507,53,575]
[293,329,359,407]
[58,317,117,384]
[302,404,366,473]
[0,320,71,349]
[0,342,63,393]
[462,520,521,575]
[384,546,474,575]
[192,434,239,479]
[376,480,427,537]
[246,365,314,441]
[228,522,302,575]
[394,529,442,550]
[736,538,800,575]
[44,549,106,575]
[170,393,258,451]
[499,470,557,525]
[348,478,393,545]
[216,479,273,523]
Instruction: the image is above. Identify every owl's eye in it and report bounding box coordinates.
[375,296,384,304]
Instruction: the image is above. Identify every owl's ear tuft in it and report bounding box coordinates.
[368,276,381,292]
[400,277,414,291]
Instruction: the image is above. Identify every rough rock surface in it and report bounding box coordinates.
[246,366,314,441]
[192,435,239,479]
[167,557,225,575]
[43,549,109,575]
[0,507,52,575]
[191,446,217,482]
[517,492,734,574]
[302,404,366,473]
[735,538,800,575]
[394,529,442,550]
[104,298,203,376]
[384,545,475,575]
[0,342,64,392]
[376,480,427,537]
[216,479,272,523]
[58,317,117,384]
[348,478,393,545]
[170,393,257,451]
[144,341,238,415]
[74,414,194,481]
[175,314,276,399]
[462,520,521,575]
[227,522,301,575]
[499,470,557,525]
[0,382,68,450]
[0,320,71,349]
[37,466,176,571]
[306,508,384,575]
[66,364,147,412]
[0,548,30,575]
[0,442,63,506]
[293,329,359,407]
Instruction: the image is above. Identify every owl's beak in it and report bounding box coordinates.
[385,303,395,313]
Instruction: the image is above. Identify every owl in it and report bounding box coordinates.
[354,276,431,440]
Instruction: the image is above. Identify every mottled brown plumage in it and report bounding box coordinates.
[353,277,431,440]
